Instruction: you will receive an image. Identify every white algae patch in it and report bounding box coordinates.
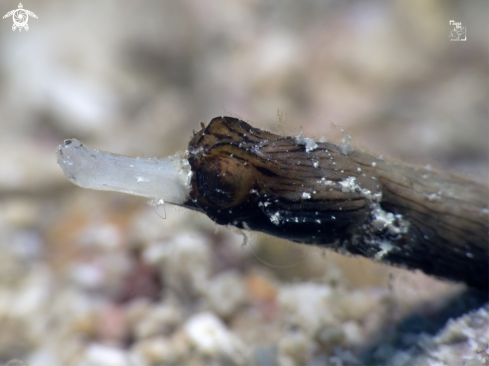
[339,176,357,193]
[338,176,409,259]
[338,176,380,200]
[269,212,281,225]
[374,240,394,260]
[294,134,318,152]
[427,193,439,201]
[371,207,408,236]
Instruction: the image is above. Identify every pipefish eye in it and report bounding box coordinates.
[196,156,254,208]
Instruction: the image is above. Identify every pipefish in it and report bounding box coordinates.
[56,116,489,291]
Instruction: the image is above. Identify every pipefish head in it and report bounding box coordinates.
[186,117,377,245]
[187,117,272,211]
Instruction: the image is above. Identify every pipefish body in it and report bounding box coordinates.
[57,116,489,291]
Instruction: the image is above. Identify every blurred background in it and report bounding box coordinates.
[0,1,487,365]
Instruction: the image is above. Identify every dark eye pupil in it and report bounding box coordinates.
[197,159,239,207]
[198,170,234,204]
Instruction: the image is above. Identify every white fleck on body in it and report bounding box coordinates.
[294,134,318,152]
[374,241,394,260]
[371,207,408,235]
[427,193,439,201]
[270,212,281,225]
[339,176,358,193]
[56,139,191,204]
[338,175,409,257]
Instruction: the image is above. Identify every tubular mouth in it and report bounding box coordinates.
[56,139,86,183]
[56,139,192,205]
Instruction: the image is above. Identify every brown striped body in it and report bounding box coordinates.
[183,117,489,290]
